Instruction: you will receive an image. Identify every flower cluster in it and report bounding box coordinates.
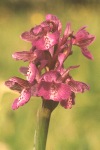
[5,14,95,110]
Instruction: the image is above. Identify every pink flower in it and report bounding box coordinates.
[5,77,31,109]
[38,71,71,101]
[5,72,38,109]
[37,67,89,109]
[72,26,95,59]
[21,14,61,51]
[5,14,95,110]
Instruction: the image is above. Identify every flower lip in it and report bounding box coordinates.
[38,81,71,102]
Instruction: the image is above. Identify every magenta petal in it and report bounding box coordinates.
[12,98,19,110]
[46,14,62,32]
[61,65,80,80]
[58,53,66,68]
[60,99,72,109]
[60,98,72,109]
[35,37,45,50]
[41,21,50,32]
[65,65,80,75]
[49,47,54,57]
[69,80,90,93]
[50,83,71,101]
[5,80,22,92]
[41,71,61,83]
[60,93,75,109]
[5,77,29,92]
[73,26,95,47]
[30,25,42,36]
[64,22,71,38]
[81,47,94,60]
[39,60,48,71]
[12,51,37,62]
[27,63,37,83]
[38,81,71,101]
[12,89,31,110]
[21,31,35,42]
[19,67,28,75]
[9,77,29,88]
[31,84,38,96]
[35,31,59,50]
[46,14,56,21]
[38,81,51,100]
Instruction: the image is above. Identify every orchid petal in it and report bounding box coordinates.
[58,53,66,68]
[73,26,95,47]
[69,80,90,93]
[31,84,38,96]
[64,22,71,38]
[9,77,29,88]
[26,63,37,83]
[30,25,42,36]
[81,47,94,60]
[60,65,79,80]
[12,88,31,110]
[12,51,37,62]
[21,31,35,42]
[5,80,22,92]
[39,60,48,71]
[41,21,50,32]
[38,81,71,101]
[41,71,61,83]
[60,93,75,109]
[19,66,28,75]
[46,14,62,32]
[35,31,59,50]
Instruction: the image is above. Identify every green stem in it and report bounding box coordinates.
[33,99,58,150]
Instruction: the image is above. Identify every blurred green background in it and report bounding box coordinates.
[0,0,100,150]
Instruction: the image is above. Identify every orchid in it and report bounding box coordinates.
[5,14,95,109]
[5,14,95,150]
[72,26,95,59]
